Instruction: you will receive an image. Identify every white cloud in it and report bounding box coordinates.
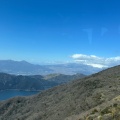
[86,64,107,68]
[71,54,120,68]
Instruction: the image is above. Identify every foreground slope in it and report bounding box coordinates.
[65,95,120,120]
[0,65,120,120]
[43,73,86,84]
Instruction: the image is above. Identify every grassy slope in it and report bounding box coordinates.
[0,65,120,120]
[65,95,120,120]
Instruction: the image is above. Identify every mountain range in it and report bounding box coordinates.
[0,73,85,91]
[0,65,120,120]
[0,60,104,75]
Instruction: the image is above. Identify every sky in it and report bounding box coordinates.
[0,0,120,67]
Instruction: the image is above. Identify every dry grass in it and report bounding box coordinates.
[0,65,120,120]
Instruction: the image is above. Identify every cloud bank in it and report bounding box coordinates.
[71,54,120,68]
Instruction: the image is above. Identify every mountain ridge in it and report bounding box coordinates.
[0,65,120,120]
[0,60,103,75]
[0,72,85,91]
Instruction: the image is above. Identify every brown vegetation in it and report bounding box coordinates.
[0,65,120,120]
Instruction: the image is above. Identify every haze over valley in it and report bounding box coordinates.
[0,60,104,75]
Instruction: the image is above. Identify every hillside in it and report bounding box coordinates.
[65,95,120,120]
[0,65,120,120]
[0,73,57,91]
[43,73,86,84]
[0,73,85,91]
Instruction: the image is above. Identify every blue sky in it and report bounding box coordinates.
[0,0,120,65]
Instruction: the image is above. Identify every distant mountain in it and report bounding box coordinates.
[0,72,85,91]
[0,60,53,75]
[0,65,120,120]
[0,60,104,75]
[0,73,57,91]
[47,63,103,75]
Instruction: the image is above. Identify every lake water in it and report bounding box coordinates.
[0,90,39,101]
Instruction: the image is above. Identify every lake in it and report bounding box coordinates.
[0,90,40,101]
